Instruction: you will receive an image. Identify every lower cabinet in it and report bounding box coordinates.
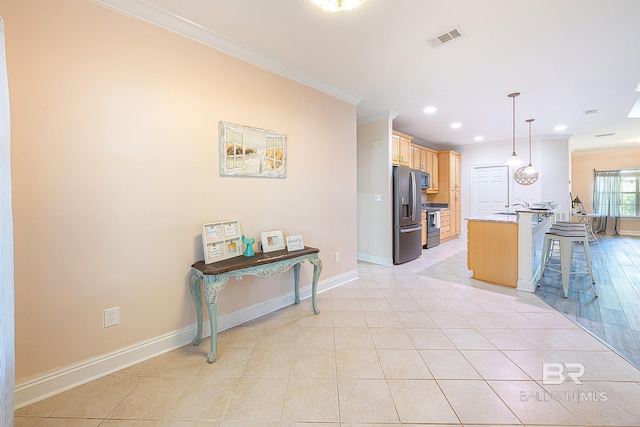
[439,209,451,241]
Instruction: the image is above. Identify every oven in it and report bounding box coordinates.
[426,210,440,248]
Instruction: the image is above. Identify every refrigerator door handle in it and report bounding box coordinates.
[400,225,422,233]
[409,171,417,221]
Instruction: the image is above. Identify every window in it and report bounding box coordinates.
[620,170,640,217]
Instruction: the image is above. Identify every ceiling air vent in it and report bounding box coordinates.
[595,133,616,138]
[584,109,598,115]
[427,26,465,48]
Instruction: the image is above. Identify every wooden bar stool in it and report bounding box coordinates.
[540,228,597,298]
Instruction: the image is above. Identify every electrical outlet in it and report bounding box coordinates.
[104,307,120,328]
[335,251,340,262]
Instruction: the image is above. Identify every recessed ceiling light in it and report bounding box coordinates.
[474,136,484,141]
[554,125,567,131]
[423,106,436,114]
[450,122,462,129]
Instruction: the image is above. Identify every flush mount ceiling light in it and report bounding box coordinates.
[505,92,524,167]
[554,124,567,131]
[311,0,365,12]
[450,122,462,129]
[423,106,437,114]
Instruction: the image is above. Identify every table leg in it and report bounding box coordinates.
[189,272,204,346]
[203,276,220,363]
[309,256,323,315]
[293,262,301,305]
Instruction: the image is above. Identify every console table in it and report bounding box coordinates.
[190,246,322,363]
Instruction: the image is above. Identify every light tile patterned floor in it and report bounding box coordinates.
[14,238,640,426]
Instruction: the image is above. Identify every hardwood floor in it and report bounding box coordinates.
[535,233,640,368]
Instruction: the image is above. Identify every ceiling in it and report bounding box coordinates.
[99,0,640,153]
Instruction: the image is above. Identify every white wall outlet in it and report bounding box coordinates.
[374,194,381,202]
[335,251,340,262]
[104,307,120,328]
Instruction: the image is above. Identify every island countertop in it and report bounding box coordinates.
[465,209,554,223]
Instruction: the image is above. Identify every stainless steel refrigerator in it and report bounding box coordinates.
[393,166,423,264]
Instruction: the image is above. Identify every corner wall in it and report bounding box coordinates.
[5,0,357,388]
[356,116,393,265]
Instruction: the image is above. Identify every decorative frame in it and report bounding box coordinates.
[286,235,305,251]
[202,220,243,264]
[261,230,285,253]
[219,121,286,178]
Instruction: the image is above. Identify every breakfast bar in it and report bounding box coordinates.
[466,210,555,291]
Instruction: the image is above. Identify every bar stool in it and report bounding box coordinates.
[540,227,597,298]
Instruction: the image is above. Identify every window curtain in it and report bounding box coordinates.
[0,16,15,426]
[592,169,621,235]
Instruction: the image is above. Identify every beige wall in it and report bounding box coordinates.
[356,117,393,264]
[571,148,640,234]
[5,0,357,382]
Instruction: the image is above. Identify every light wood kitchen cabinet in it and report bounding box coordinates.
[439,209,451,241]
[392,131,412,167]
[411,144,428,172]
[467,220,518,287]
[426,150,438,192]
[431,150,461,242]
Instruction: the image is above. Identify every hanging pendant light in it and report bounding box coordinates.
[505,92,524,167]
[523,119,538,176]
[311,0,366,12]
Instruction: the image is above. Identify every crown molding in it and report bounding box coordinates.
[92,0,363,105]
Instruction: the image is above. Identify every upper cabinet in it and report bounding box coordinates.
[411,143,439,193]
[411,144,428,172]
[426,150,439,193]
[392,131,412,167]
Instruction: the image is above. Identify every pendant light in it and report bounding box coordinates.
[505,92,524,167]
[523,119,538,176]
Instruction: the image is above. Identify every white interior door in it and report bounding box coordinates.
[472,165,509,215]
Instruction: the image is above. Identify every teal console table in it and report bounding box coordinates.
[190,246,322,363]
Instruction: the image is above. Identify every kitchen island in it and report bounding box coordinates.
[466,210,554,291]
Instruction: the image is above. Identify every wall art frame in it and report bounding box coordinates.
[219,121,286,178]
[201,220,243,264]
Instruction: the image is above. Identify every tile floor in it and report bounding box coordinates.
[14,238,640,426]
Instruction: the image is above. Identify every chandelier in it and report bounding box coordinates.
[311,0,366,12]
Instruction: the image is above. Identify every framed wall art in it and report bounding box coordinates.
[260,230,285,253]
[202,220,243,264]
[219,121,286,178]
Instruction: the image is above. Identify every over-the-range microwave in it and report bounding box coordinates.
[420,172,430,190]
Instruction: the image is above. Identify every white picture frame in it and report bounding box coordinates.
[286,235,304,251]
[202,220,242,264]
[260,230,285,253]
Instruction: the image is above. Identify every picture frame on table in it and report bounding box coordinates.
[260,230,285,253]
[202,220,242,264]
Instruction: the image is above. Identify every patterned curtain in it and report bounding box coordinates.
[592,169,621,235]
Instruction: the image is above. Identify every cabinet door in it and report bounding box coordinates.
[427,150,439,191]
[450,190,461,236]
[412,146,421,170]
[450,153,461,190]
[392,134,400,166]
[399,136,412,167]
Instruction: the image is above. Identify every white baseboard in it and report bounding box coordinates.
[357,252,393,266]
[14,269,358,409]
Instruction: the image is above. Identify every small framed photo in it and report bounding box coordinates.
[286,235,304,251]
[261,230,285,253]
